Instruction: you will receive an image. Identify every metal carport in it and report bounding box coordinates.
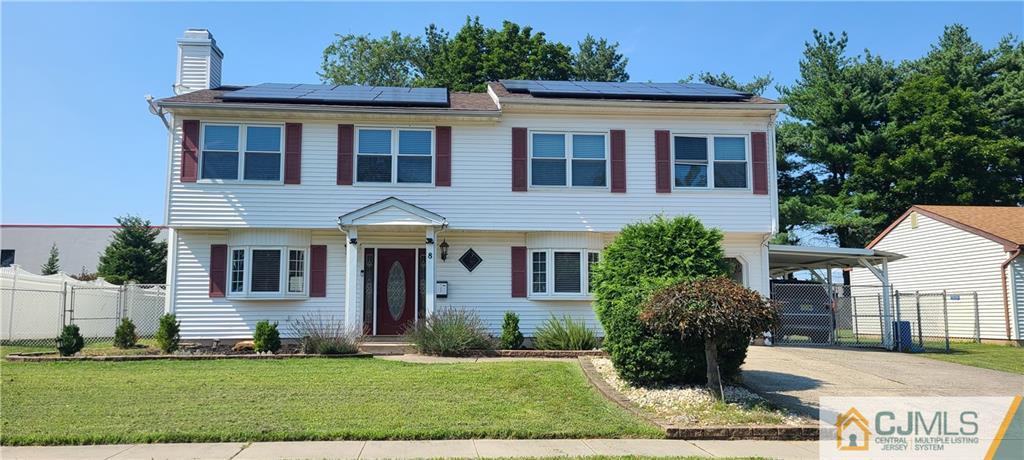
[768,245,905,349]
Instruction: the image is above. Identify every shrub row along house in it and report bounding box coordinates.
[155,29,782,340]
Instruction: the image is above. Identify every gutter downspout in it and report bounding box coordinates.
[1000,247,1021,341]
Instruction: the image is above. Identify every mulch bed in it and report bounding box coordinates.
[577,357,819,440]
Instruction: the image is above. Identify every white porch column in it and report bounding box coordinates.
[345,227,360,332]
[425,227,436,316]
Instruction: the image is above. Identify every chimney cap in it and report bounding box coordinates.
[178,28,223,58]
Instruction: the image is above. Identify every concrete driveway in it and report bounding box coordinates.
[741,345,1024,417]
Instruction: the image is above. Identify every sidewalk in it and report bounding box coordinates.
[1,439,822,459]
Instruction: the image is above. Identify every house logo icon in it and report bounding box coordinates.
[835,407,871,451]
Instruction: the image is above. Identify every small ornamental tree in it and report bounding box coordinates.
[499,311,524,350]
[56,324,85,356]
[113,318,138,349]
[155,313,180,353]
[641,277,779,399]
[40,243,61,275]
[592,215,739,386]
[253,320,282,353]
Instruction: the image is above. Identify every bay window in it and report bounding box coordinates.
[673,134,749,189]
[200,123,283,182]
[529,249,601,298]
[225,246,308,298]
[530,132,607,188]
[356,127,433,184]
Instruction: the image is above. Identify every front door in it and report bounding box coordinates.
[375,249,417,335]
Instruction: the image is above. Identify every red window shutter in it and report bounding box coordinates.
[511,246,527,298]
[435,126,452,186]
[511,128,528,192]
[610,129,626,193]
[181,120,199,183]
[654,130,671,193]
[310,245,327,297]
[284,123,302,184]
[209,244,227,298]
[752,131,769,195]
[337,124,354,185]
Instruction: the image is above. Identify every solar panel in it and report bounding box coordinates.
[499,80,751,101]
[221,83,449,107]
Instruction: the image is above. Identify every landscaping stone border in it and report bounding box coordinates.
[577,357,818,441]
[473,349,608,358]
[4,352,374,362]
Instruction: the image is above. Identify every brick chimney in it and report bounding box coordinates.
[175,29,223,95]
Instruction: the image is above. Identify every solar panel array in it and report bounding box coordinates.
[221,83,449,107]
[500,80,751,101]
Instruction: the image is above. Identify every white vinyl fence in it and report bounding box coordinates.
[1,266,166,347]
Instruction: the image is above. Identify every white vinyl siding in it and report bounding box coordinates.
[168,114,775,232]
[850,212,1017,341]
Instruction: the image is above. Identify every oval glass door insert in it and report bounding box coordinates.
[386,261,406,320]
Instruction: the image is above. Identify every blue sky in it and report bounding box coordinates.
[2,1,1021,225]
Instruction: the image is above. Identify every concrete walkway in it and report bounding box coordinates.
[742,345,1024,417]
[1,439,822,459]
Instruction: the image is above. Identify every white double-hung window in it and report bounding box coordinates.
[200,123,283,182]
[529,249,600,298]
[356,128,433,184]
[227,246,308,298]
[673,135,749,189]
[530,132,607,187]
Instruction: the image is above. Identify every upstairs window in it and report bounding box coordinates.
[673,135,748,189]
[200,123,283,182]
[356,128,433,184]
[530,132,607,188]
[529,249,600,298]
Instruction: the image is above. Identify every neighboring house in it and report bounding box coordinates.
[851,205,1024,343]
[155,29,783,340]
[0,225,167,274]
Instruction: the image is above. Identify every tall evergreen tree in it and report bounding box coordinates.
[40,243,60,275]
[573,35,629,82]
[97,216,167,285]
[688,71,773,95]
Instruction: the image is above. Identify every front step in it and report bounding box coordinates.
[358,342,414,355]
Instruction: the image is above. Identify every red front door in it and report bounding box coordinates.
[375,249,417,335]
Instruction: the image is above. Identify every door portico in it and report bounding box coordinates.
[338,197,446,335]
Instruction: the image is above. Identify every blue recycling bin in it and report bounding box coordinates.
[891,320,913,352]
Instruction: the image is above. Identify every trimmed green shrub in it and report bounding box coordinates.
[253,320,281,353]
[56,324,85,356]
[499,311,524,350]
[405,307,493,356]
[533,315,597,350]
[113,318,138,349]
[290,313,362,355]
[592,215,747,386]
[642,277,779,398]
[155,313,180,353]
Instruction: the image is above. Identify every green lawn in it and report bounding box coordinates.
[0,358,662,445]
[918,342,1024,375]
[1,339,159,357]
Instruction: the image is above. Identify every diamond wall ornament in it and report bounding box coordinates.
[458,249,483,272]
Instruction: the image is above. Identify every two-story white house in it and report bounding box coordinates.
[156,29,783,340]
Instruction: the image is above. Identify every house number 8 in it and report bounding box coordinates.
[428,252,433,259]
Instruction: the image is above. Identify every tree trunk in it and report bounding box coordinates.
[704,338,723,400]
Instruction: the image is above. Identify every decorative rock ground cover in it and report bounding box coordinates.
[590,357,813,428]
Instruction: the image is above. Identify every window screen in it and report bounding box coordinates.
[674,136,708,188]
[201,125,240,180]
[713,137,747,188]
[571,134,606,187]
[243,126,281,181]
[250,249,281,292]
[554,251,582,293]
[531,134,567,186]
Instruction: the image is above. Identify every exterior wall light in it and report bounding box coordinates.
[439,239,449,261]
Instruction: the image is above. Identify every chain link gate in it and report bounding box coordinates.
[770,281,979,352]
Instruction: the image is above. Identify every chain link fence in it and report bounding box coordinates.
[771,281,980,353]
[1,267,166,348]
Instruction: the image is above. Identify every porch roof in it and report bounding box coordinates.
[337,197,447,228]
